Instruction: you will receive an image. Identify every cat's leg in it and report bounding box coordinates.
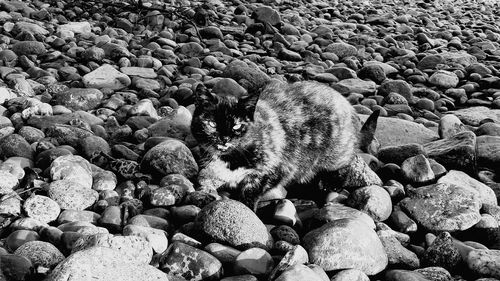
[237,171,273,212]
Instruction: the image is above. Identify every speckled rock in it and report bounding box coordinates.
[159,241,223,281]
[47,180,98,210]
[0,169,18,195]
[194,199,273,250]
[141,139,198,179]
[14,240,64,268]
[346,185,392,221]
[50,155,93,189]
[399,183,481,232]
[438,170,497,207]
[466,249,500,279]
[52,88,104,111]
[0,134,35,160]
[47,246,168,281]
[23,195,60,224]
[303,218,388,275]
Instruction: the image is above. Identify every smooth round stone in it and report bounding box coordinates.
[346,185,392,221]
[0,254,34,281]
[72,233,153,264]
[429,70,459,88]
[325,42,358,59]
[47,180,98,210]
[423,131,476,174]
[439,114,467,139]
[9,217,48,232]
[303,218,388,275]
[53,88,104,111]
[401,154,435,184]
[159,242,223,280]
[23,195,60,224]
[466,249,500,278]
[14,240,64,268]
[358,64,386,84]
[141,139,198,179]
[128,214,169,232]
[81,46,105,61]
[5,229,40,252]
[58,209,101,224]
[79,135,111,160]
[120,67,157,79]
[476,122,500,136]
[204,242,241,265]
[35,147,73,170]
[275,264,325,281]
[234,248,274,276]
[330,269,370,281]
[213,78,247,98]
[273,199,297,226]
[385,269,429,281]
[377,80,413,102]
[50,155,93,189]
[378,231,420,269]
[195,199,273,250]
[12,41,46,56]
[82,64,131,90]
[0,133,35,160]
[0,169,18,195]
[17,126,44,143]
[92,170,117,192]
[48,246,168,281]
[314,203,376,229]
[377,143,426,166]
[170,205,200,224]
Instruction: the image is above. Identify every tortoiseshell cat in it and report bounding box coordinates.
[192,80,379,210]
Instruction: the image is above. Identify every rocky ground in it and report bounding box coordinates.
[0,0,500,280]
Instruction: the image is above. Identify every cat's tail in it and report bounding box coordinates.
[358,109,380,154]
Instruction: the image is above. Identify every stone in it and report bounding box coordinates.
[275,264,325,281]
[50,155,93,189]
[325,42,358,59]
[477,135,500,174]
[385,269,429,281]
[429,70,459,88]
[47,180,98,210]
[120,67,157,79]
[47,246,168,281]
[333,155,383,191]
[222,60,271,95]
[332,78,377,96]
[52,88,103,111]
[476,123,500,137]
[129,99,159,119]
[314,203,375,229]
[466,249,500,279]
[82,64,131,90]
[0,254,34,281]
[330,269,370,281]
[72,233,152,264]
[423,232,461,271]
[450,107,500,126]
[123,224,168,254]
[43,124,94,147]
[414,267,452,281]
[213,78,247,98]
[438,170,497,207]
[401,154,435,184]
[128,214,169,232]
[58,209,100,224]
[439,114,467,139]
[303,218,388,275]
[0,169,18,195]
[12,41,46,56]
[377,80,413,102]
[233,248,274,276]
[346,185,392,221]
[253,6,281,26]
[194,199,273,250]
[58,22,92,34]
[23,195,60,224]
[423,131,477,174]
[159,241,223,280]
[377,143,426,165]
[358,115,439,147]
[14,240,64,268]
[141,139,198,179]
[273,199,297,226]
[358,64,386,84]
[0,134,35,160]
[399,183,481,232]
[378,231,420,269]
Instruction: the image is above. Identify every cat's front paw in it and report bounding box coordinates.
[238,172,265,212]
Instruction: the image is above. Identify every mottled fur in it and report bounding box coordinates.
[192,80,377,210]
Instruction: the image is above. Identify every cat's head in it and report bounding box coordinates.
[191,83,259,151]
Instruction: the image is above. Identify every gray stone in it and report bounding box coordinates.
[141,139,198,179]
[423,131,476,174]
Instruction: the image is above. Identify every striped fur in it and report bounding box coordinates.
[193,80,374,210]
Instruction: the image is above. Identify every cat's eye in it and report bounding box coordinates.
[233,123,242,131]
[207,121,217,128]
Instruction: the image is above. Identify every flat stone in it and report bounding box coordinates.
[423,131,476,174]
[82,64,131,90]
[120,67,157,79]
[332,78,377,96]
[52,88,103,111]
[450,107,500,126]
[438,170,497,207]
[399,183,481,232]
[141,139,198,179]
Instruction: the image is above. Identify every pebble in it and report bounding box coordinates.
[14,240,65,268]
[233,248,274,276]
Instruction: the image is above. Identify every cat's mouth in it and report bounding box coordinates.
[217,143,234,152]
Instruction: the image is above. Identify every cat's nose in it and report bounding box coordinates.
[222,136,231,143]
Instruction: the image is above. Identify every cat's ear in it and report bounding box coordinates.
[359,109,380,154]
[237,94,259,120]
[194,83,217,107]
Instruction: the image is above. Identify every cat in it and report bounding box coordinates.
[191,80,379,211]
